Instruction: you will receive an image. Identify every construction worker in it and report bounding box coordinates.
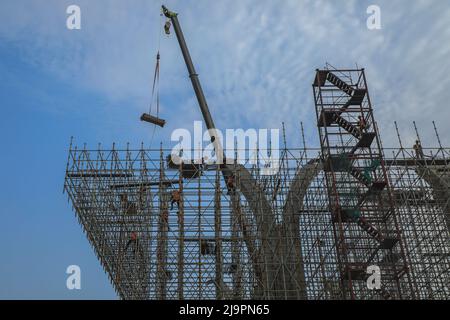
[125,231,139,255]
[226,175,235,195]
[413,140,424,159]
[200,239,208,255]
[170,189,181,211]
[358,115,367,132]
[161,210,170,231]
[138,185,146,209]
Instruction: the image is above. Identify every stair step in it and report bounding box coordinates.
[370,181,387,192]
[318,110,369,145]
[379,237,399,249]
[327,72,354,95]
[333,114,362,138]
[380,252,401,264]
[332,208,399,249]
[333,206,385,243]
[355,132,376,149]
[347,88,366,105]
[356,181,389,206]
[323,154,353,172]
[343,263,367,280]
[317,110,337,127]
[331,207,361,223]
[349,167,372,186]
[356,217,383,242]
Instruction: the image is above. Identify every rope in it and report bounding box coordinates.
[148,12,164,148]
[148,52,160,116]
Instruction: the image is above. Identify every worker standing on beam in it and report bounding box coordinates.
[358,115,367,132]
[413,140,424,159]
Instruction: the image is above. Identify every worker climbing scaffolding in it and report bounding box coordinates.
[170,189,181,211]
[125,231,142,258]
[226,175,235,195]
[358,115,367,132]
[161,209,170,231]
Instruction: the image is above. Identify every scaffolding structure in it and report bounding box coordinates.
[63,145,450,300]
[63,67,449,300]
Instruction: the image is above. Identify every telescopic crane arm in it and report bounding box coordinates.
[162,5,225,164]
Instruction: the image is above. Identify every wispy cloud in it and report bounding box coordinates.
[1,0,450,148]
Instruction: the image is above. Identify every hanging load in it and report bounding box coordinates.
[140,113,166,127]
[141,51,166,128]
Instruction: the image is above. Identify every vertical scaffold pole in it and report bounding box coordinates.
[177,158,184,299]
[157,144,168,299]
[214,167,223,299]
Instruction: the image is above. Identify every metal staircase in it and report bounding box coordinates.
[313,67,413,299]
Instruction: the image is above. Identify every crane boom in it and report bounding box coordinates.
[162,5,222,157]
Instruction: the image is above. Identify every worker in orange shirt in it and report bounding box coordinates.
[170,189,181,211]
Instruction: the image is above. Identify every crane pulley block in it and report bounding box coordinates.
[140,113,166,128]
[164,20,171,35]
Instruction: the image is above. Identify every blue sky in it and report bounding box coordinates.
[0,0,449,299]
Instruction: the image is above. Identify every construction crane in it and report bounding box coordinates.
[160,5,309,299]
[161,5,226,170]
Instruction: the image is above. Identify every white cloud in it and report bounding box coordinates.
[1,0,450,148]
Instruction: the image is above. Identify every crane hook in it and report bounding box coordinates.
[164,20,171,35]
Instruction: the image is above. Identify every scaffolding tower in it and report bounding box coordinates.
[313,66,414,299]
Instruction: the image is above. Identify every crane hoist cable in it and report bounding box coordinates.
[149,51,160,117]
[140,13,166,128]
